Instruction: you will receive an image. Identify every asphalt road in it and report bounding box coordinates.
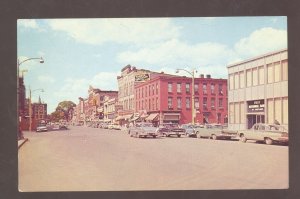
[18,126,289,191]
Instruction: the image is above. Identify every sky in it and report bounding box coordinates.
[17,17,287,113]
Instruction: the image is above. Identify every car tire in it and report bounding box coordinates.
[212,134,217,140]
[240,135,247,143]
[177,134,181,137]
[265,138,273,145]
[152,135,157,138]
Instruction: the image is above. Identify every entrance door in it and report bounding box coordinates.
[247,115,265,129]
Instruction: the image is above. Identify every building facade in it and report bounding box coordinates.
[227,49,288,130]
[32,96,48,125]
[134,75,228,125]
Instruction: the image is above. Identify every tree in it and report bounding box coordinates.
[50,101,76,122]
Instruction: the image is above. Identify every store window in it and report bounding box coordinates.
[246,69,252,87]
[240,102,245,124]
[267,99,274,124]
[282,97,288,125]
[186,97,190,109]
[253,68,258,86]
[234,73,239,89]
[229,103,234,124]
[234,103,240,124]
[258,66,264,85]
[267,64,274,84]
[274,98,282,124]
[274,62,281,82]
[168,82,173,92]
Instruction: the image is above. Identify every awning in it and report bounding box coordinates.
[115,116,124,121]
[140,114,149,118]
[130,116,140,121]
[123,114,133,120]
[163,113,180,121]
[146,113,159,121]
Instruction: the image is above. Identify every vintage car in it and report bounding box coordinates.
[36,125,48,132]
[128,122,159,138]
[197,124,237,140]
[238,123,288,145]
[158,123,186,137]
[181,124,203,137]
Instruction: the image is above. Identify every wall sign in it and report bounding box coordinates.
[247,99,265,112]
[135,73,150,82]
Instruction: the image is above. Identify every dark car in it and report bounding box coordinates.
[158,123,186,137]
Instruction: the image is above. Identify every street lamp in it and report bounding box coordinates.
[17,57,44,138]
[176,68,197,125]
[29,88,44,132]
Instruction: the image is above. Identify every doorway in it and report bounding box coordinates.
[247,114,265,129]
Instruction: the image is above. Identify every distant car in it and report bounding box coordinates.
[107,124,114,129]
[158,123,185,137]
[181,124,203,137]
[36,125,48,132]
[59,125,68,130]
[128,122,159,138]
[197,124,237,140]
[238,123,288,145]
[112,124,121,130]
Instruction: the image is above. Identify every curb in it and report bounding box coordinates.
[18,138,29,149]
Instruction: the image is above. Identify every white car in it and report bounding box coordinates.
[36,125,48,132]
[128,123,159,138]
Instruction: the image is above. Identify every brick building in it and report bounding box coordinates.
[135,74,228,125]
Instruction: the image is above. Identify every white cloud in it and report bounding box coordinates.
[38,75,56,83]
[47,18,180,46]
[234,27,287,58]
[18,19,39,29]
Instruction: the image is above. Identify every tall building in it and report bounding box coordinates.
[32,96,48,124]
[227,49,288,130]
[134,74,228,125]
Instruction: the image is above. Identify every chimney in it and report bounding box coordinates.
[206,74,211,78]
[200,74,204,78]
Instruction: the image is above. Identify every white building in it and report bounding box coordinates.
[227,49,288,130]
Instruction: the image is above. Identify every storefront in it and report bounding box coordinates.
[246,99,265,129]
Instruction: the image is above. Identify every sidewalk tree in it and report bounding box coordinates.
[51,101,76,122]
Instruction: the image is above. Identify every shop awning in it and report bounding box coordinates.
[115,116,124,121]
[123,114,133,120]
[163,113,180,121]
[130,116,140,121]
[146,113,159,121]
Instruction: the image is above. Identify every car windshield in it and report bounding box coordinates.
[139,123,153,127]
[163,124,179,128]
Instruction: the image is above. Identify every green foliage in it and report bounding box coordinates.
[51,100,76,122]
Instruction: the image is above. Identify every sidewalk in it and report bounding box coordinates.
[18,138,29,149]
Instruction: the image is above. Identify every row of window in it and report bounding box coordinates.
[136,97,159,111]
[168,82,224,95]
[229,60,288,90]
[229,97,288,125]
[167,97,224,110]
[119,82,134,97]
[136,83,159,98]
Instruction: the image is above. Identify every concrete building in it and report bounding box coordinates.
[134,74,228,125]
[227,49,288,130]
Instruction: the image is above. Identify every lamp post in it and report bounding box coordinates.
[17,57,44,138]
[29,88,44,132]
[176,68,197,125]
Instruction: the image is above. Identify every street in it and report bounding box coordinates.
[18,126,288,191]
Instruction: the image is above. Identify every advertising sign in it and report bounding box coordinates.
[135,73,150,82]
[247,99,265,112]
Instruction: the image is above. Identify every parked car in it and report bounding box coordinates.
[128,122,159,138]
[158,123,186,137]
[238,123,288,145]
[59,125,68,130]
[36,125,48,132]
[197,124,237,140]
[181,124,203,137]
[107,124,114,129]
[112,124,121,130]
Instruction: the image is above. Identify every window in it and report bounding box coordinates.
[282,60,288,81]
[194,83,199,93]
[186,83,190,93]
[218,84,223,95]
[253,68,258,86]
[149,99,151,110]
[156,98,158,110]
[234,73,239,89]
[246,69,252,87]
[149,85,151,96]
[229,103,234,124]
[156,83,159,94]
[177,97,182,109]
[240,102,245,124]
[258,66,264,85]
[282,97,288,124]
[203,97,207,109]
[177,83,181,93]
[168,97,173,108]
[203,83,207,94]
[142,88,144,97]
[274,62,281,82]
[218,98,223,107]
[274,98,282,124]
[234,103,240,123]
[195,97,199,109]
[186,97,190,109]
[145,86,147,97]
[267,64,273,84]
[168,82,172,92]
[211,84,215,94]
[239,72,245,88]
[229,74,234,90]
[211,98,215,108]
[152,84,155,95]
[267,99,274,124]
